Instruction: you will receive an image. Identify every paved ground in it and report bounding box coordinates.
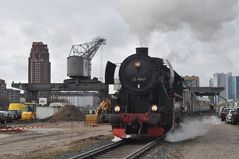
[170,116,239,159]
[0,115,238,159]
[0,121,112,159]
[181,123,239,158]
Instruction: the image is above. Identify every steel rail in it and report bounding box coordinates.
[123,137,162,159]
[68,139,128,159]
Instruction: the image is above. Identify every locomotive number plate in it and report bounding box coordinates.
[132,77,146,81]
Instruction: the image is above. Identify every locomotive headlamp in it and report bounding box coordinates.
[114,105,121,112]
[134,61,141,69]
[151,105,158,112]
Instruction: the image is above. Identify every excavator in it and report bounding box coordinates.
[85,98,111,126]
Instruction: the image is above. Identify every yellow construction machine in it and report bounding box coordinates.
[21,103,37,120]
[85,98,111,126]
[8,103,37,120]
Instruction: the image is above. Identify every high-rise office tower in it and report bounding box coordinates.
[228,76,239,100]
[211,72,239,103]
[28,42,51,84]
[213,73,230,101]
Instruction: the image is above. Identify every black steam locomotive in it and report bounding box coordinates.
[105,47,184,138]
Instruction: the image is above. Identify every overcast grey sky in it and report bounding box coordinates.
[0,0,239,87]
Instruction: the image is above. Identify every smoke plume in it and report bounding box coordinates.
[118,0,238,44]
[165,116,221,142]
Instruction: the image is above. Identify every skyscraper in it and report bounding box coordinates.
[213,73,230,101]
[229,76,239,100]
[28,42,51,84]
[212,72,239,103]
[236,77,239,99]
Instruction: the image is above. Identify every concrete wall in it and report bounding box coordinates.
[36,106,59,119]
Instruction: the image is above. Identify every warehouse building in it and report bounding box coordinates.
[7,89,20,103]
[51,91,100,108]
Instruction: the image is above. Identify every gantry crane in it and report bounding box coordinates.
[69,37,106,60]
[67,37,106,79]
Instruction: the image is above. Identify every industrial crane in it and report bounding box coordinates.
[67,38,110,125]
[69,37,106,60]
[11,37,108,104]
[67,37,106,79]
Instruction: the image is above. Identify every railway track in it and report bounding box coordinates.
[68,137,163,159]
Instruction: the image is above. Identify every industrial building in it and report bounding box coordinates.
[184,75,200,87]
[0,79,7,98]
[28,42,51,84]
[0,79,7,109]
[183,76,223,113]
[0,79,20,109]
[12,39,108,104]
[51,91,100,107]
[183,76,199,112]
[7,89,20,103]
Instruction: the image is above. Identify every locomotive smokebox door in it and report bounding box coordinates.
[119,47,156,93]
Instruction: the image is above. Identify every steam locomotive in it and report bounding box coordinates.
[105,47,184,138]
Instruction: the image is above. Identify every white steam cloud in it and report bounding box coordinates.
[119,0,238,44]
[165,116,221,142]
[112,136,122,142]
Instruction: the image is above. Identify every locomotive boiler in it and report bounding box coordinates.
[105,47,184,138]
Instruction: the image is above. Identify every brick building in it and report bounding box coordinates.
[0,79,8,109]
[7,89,20,103]
[28,42,51,84]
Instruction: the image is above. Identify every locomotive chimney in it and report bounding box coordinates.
[136,47,148,56]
